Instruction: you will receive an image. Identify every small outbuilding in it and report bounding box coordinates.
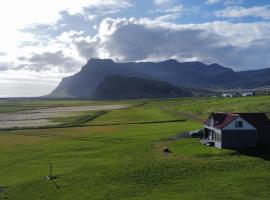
[202,112,270,149]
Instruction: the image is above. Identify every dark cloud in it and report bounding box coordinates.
[17,51,81,72]
[91,19,270,70]
[0,62,13,71]
[15,17,270,72]
[103,23,222,61]
[74,38,99,60]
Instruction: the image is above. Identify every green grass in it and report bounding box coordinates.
[51,111,108,127]
[0,96,270,200]
[85,106,181,125]
[150,96,270,118]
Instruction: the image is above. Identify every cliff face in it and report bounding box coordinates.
[48,58,270,98]
[91,75,193,100]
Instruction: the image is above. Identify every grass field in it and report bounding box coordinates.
[0,96,270,200]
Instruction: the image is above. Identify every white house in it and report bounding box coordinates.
[202,112,270,149]
[242,92,255,97]
[221,93,233,98]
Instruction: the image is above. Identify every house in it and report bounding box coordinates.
[202,112,270,149]
[221,93,233,98]
[242,91,255,97]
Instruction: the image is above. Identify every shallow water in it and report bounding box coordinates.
[0,104,129,128]
[0,119,60,128]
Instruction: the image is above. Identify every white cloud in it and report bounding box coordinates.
[83,18,270,70]
[152,3,184,22]
[0,0,132,27]
[13,17,270,72]
[216,5,270,20]
[0,70,70,97]
[0,52,6,56]
[155,4,184,14]
[0,1,270,97]
[0,0,132,69]
[206,0,221,5]
[206,0,243,6]
[154,0,172,6]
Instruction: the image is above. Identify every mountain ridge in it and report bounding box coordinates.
[48,58,270,98]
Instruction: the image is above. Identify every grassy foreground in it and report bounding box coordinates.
[0,96,270,200]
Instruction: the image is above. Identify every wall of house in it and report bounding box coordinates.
[257,127,270,144]
[221,130,257,148]
[215,141,222,149]
[215,132,222,148]
[222,117,256,130]
[204,125,221,134]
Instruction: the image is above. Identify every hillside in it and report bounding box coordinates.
[91,75,193,99]
[49,58,270,98]
[1,97,270,200]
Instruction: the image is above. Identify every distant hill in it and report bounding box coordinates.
[91,75,193,100]
[48,58,270,98]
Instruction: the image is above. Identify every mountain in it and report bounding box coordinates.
[48,58,270,98]
[91,75,193,100]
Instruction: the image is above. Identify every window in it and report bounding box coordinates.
[235,121,243,128]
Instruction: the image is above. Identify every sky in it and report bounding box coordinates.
[1,0,270,97]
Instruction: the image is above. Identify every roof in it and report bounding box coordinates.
[204,112,270,129]
[235,113,270,128]
[204,112,238,129]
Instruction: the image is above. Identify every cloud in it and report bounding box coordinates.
[0,52,6,56]
[216,5,270,20]
[206,0,221,5]
[79,18,270,70]
[224,0,244,6]
[0,62,13,71]
[206,0,243,6]
[153,4,184,21]
[0,0,133,71]
[3,17,270,74]
[17,51,82,72]
[0,70,68,97]
[0,0,132,27]
[14,17,270,72]
[155,5,184,14]
[154,0,172,6]
[152,1,184,22]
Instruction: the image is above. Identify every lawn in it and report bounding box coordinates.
[0,96,270,200]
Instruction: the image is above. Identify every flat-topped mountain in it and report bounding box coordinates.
[48,58,270,98]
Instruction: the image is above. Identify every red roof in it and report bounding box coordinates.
[235,113,270,128]
[204,112,238,129]
[204,112,270,129]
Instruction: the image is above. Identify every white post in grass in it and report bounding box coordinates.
[47,164,53,180]
[49,164,52,179]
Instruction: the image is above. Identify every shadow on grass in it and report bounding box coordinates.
[88,119,185,127]
[52,180,60,189]
[0,118,185,132]
[166,132,190,141]
[0,187,5,194]
[230,144,270,161]
[13,132,136,143]
[10,119,186,144]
